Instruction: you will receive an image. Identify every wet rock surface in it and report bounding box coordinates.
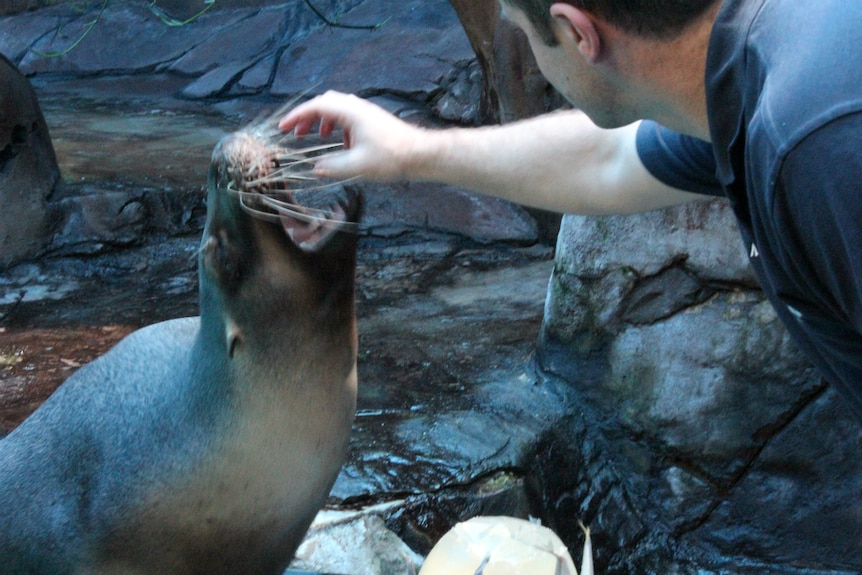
[539,207,862,574]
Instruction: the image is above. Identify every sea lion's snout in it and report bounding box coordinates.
[211,129,358,253]
[212,131,278,194]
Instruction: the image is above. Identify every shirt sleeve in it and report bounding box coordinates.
[635,120,724,197]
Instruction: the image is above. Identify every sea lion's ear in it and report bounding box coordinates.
[225,320,242,358]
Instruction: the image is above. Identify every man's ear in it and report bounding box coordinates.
[550,3,602,63]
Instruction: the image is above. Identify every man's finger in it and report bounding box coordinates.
[314,151,353,178]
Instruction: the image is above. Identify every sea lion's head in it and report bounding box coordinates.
[200,118,362,368]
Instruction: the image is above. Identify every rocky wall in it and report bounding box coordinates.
[536,199,862,573]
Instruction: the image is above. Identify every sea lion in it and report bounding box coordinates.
[0,115,362,574]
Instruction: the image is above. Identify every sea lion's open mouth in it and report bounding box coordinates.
[213,126,358,252]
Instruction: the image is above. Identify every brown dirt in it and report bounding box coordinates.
[0,325,135,434]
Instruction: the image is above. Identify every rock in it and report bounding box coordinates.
[433,60,483,125]
[168,7,288,77]
[181,59,251,100]
[697,386,862,569]
[362,182,538,245]
[291,506,424,575]
[43,185,203,258]
[552,198,754,282]
[232,53,279,95]
[606,291,818,480]
[271,0,474,99]
[0,0,51,17]
[171,2,366,97]
[620,265,713,325]
[18,3,233,75]
[45,191,147,256]
[537,198,862,572]
[0,54,58,268]
[3,0,480,119]
[148,0,318,17]
[0,11,63,62]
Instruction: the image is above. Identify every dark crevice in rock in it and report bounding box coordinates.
[353,87,439,107]
[723,376,828,488]
[673,379,829,538]
[621,263,715,326]
[747,378,829,443]
[0,123,32,171]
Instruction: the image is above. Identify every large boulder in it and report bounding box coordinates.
[0,54,58,268]
[536,199,862,573]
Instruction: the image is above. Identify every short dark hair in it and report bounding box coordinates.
[503,0,719,44]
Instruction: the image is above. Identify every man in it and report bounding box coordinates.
[280,0,862,420]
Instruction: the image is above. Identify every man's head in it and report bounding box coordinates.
[502,0,719,44]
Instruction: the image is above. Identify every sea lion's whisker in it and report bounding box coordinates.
[223,184,358,230]
[271,162,320,177]
[277,142,344,157]
[230,188,281,224]
[242,92,305,137]
[261,93,307,128]
[274,157,320,168]
[257,193,324,217]
[272,151,342,170]
[237,201,283,225]
[239,174,315,190]
[259,195,359,229]
[239,172,361,191]
[276,176,362,192]
[256,168,317,182]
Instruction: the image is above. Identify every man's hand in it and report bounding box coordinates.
[278,91,423,182]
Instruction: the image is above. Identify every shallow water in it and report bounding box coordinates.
[44,99,237,188]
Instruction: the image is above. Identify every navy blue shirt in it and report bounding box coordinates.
[636,0,862,419]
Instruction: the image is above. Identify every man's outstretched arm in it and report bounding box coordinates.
[279,91,702,215]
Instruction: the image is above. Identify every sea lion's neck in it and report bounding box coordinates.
[191,271,235,389]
